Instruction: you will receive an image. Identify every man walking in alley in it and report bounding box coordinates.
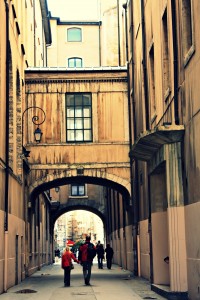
[79,236,96,285]
[96,243,105,269]
[105,244,114,269]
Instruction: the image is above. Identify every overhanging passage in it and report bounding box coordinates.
[129,125,185,161]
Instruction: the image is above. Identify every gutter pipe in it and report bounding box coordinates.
[130,0,139,277]
[4,0,9,292]
[123,0,138,276]
[33,0,36,66]
[141,0,150,130]
[171,0,179,125]
[117,0,121,66]
[99,22,101,66]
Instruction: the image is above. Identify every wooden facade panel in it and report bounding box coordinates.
[97,92,128,142]
[25,70,128,147]
[27,143,130,166]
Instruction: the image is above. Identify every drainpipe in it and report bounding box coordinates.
[33,0,36,66]
[97,0,101,66]
[4,0,9,292]
[42,21,45,67]
[141,0,150,130]
[98,22,101,66]
[117,0,121,66]
[141,0,154,282]
[123,3,128,62]
[171,0,179,125]
[123,0,138,276]
[122,3,133,206]
[130,0,139,276]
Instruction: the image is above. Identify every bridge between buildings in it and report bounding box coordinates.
[24,67,133,261]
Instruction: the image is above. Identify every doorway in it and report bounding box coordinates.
[15,235,19,285]
[150,163,169,285]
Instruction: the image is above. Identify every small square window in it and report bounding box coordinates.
[68,57,82,68]
[67,28,82,42]
[71,184,85,196]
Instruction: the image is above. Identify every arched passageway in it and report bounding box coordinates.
[22,60,134,283]
[54,209,105,255]
[25,174,134,276]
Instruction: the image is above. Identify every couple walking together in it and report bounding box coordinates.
[62,236,114,287]
[61,235,96,286]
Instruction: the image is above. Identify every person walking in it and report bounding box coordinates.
[79,236,96,285]
[61,246,79,287]
[96,243,105,269]
[105,243,114,269]
[96,240,101,249]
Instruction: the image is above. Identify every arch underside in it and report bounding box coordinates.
[30,174,131,202]
[30,174,131,228]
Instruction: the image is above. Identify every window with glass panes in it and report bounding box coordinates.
[71,184,85,196]
[68,57,82,68]
[66,93,92,142]
[67,27,82,42]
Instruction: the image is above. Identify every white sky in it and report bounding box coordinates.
[47,0,100,21]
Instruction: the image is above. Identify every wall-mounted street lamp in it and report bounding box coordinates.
[55,187,60,193]
[22,106,46,157]
[34,127,43,143]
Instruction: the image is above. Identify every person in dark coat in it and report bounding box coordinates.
[79,236,96,285]
[96,244,105,269]
[105,244,114,269]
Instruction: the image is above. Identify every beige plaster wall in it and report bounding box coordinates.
[185,202,200,300]
[0,211,5,293]
[139,219,150,280]
[48,22,100,67]
[152,211,169,285]
[0,212,25,292]
[125,224,134,272]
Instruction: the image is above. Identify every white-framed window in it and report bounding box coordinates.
[149,43,156,120]
[66,93,92,142]
[71,184,85,196]
[162,8,170,99]
[67,27,82,42]
[181,0,195,66]
[68,57,82,68]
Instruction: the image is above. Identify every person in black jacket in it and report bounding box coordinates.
[105,244,114,269]
[79,236,96,285]
[96,244,105,269]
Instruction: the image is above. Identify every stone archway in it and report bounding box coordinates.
[29,168,131,201]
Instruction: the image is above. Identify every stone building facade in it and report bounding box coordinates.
[1,0,200,299]
[47,0,126,68]
[126,0,200,298]
[0,0,51,293]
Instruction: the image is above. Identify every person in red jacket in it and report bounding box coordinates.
[79,236,96,285]
[61,246,79,287]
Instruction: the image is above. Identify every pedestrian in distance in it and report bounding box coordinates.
[105,243,114,269]
[79,235,96,285]
[96,243,105,269]
[96,240,101,249]
[55,248,60,258]
[61,246,80,287]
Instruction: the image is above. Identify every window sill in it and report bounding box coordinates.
[151,113,157,125]
[68,196,88,199]
[184,44,195,68]
[164,87,171,103]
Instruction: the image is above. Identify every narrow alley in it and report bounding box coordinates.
[0,261,165,300]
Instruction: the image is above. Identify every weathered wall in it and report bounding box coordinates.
[25,69,130,194]
[48,21,100,67]
[0,0,52,293]
[128,0,200,297]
